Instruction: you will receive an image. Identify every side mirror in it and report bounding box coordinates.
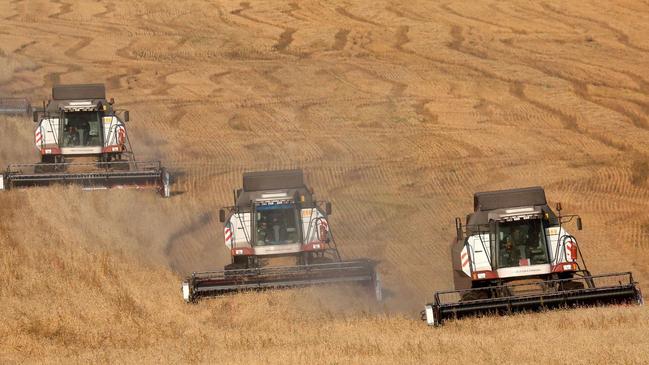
[219,209,226,223]
[555,202,562,212]
[455,217,463,240]
[123,110,130,122]
[325,202,332,215]
[576,217,583,230]
[32,110,39,123]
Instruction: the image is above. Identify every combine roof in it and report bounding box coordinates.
[243,169,305,191]
[52,84,106,100]
[235,169,314,209]
[473,186,547,212]
[45,84,108,113]
[466,186,554,230]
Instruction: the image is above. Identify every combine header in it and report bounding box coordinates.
[182,169,381,302]
[0,84,170,197]
[0,97,31,116]
[423,187,643,326]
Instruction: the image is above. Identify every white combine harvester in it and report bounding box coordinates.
[182,169,381,302]
[0,84,171,196]
[424,187,643,326]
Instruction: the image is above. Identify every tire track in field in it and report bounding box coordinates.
[414,3,649,151]
[393,25,409,52]
[540,3,649,54]
[500,4,649,130]
[94,0,113,18]
[573,81,649,130]
[4,0,24,21]
[492,35,649,97]
[508,80,639,154]
[48,0,72,19]
[509,81,579,132]
[466,19,649,153]
[384,3,428,22]
[439,2,528,35]
[230,1,273,27]
[230,1,306,57]
[105,66,142,91]
[489,30,649,137]
[281,2,306,22]
[207,70,231,98]
[332,29,350,51]
[62,35,92,59]
[447,24,489,59]
[335,6,383,27]
[274,27,297,54]
[392,25,437,124]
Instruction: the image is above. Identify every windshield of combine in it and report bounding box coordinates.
[62,111,101,147]
[497,219,548,268]
[255,205,299,245]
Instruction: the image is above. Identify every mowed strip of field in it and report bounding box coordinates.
[2,0,649,363]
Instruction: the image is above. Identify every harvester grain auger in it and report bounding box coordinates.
[182,169,381,302]
[423,187,643,326]
[0,84,171,197]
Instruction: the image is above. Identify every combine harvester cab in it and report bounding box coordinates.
[0,84,171,197]
[182,169,381,302]
[424,187,643,326]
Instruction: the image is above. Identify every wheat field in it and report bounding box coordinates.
[1,1,649,363]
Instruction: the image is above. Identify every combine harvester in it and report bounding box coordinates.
[182,169,381,302]
[0,84,171,197]
[424,187,643,326]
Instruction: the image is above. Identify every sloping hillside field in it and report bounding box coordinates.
[1,1,649,363]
